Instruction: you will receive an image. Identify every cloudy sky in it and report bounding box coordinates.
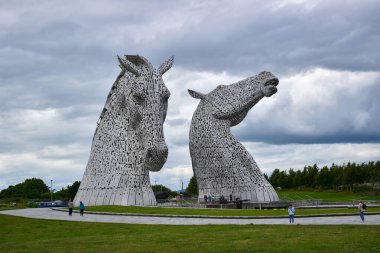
[1,0,379,191]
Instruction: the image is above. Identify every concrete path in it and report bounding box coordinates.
[1,208,380,225]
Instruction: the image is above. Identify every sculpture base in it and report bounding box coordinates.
[205,201,289,210]
[74,187,157,207]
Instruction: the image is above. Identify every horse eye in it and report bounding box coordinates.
[133,94,144,105]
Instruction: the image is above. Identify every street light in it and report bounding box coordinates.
[181,179,183,196]
[181,179,184,206]
[50,180,53,202]
[158,177,162,192]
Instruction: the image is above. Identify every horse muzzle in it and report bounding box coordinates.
[144,144,168,172]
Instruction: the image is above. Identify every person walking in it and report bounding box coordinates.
[288,204,295,224]
[68,199,74,216]
[358,201,366,222]
[79,201,85,216]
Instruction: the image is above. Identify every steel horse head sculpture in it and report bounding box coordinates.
[74,54,173,206]
[188,71,280,203]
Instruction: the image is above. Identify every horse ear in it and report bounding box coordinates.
[158,56,174,75]
[126,55,153,70]
[188,89,205,99]
[118,56,141,77]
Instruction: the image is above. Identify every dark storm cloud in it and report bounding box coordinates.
[2,0,379,78]
[162,0,380,75]
[235,131,380,145]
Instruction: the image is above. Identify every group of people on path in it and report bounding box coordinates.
[67,199,85,216]
[65,199,368,223]
[287,201,367,224]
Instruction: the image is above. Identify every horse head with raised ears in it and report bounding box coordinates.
[74,54,173,206]
[117,54,173,172]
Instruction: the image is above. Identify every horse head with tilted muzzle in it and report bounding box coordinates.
[188,71,280,202]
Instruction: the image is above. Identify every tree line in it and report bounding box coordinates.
[0,178,182,201]
[269,161,380,191]
[151,184,178,198]
[0,178,80,201]
[184,161,380,196]
[2,161,378,201]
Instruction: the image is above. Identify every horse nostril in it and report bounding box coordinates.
[145,145,168,172]
[162,146,168,156]
[265,78,279,87]
[147,149,153,158]
[146,146,168,160]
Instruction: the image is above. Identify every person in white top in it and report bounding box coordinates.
[68,199,74,216]
[288,204,295,223]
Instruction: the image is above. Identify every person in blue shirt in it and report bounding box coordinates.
[288,204,295,223]
[79,201,85,216]
[358,201,366,222]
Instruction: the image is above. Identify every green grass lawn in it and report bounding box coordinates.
[0,214,379,253]
[81,205,380,217]
[278,189,380,202]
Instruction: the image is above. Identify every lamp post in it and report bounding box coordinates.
[181,179,183,206]
[181,179,183,196]
[50,180,53,202]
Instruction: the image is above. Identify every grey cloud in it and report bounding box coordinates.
[235,131,380,145]
[152,1,380,75]
[232,70,380,144]
[0,107,96,153]
[2,0,379,78]
[166,118,188,127]
[0,0,379,190]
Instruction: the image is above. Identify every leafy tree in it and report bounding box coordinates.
[343,162,365,190]
[292,170,303,188]
[287,169,296,188]
[370,161,380,184]
[50,181,81,200]
[151,184,177,197]
[0,185,22,198]
[23,178,49,198]
[268,161,380,191]
[316,166,331,188]
[330,163,343,189]
[186,176,198,196]
[306,164,319,187]
[269,169,281,187]
[0,178,49,199]
[278,171,288,188]
[68,181,80,199]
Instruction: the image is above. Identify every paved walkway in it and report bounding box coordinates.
[1,208,380,225]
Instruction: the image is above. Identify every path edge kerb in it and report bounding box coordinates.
[51,208,380,219]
